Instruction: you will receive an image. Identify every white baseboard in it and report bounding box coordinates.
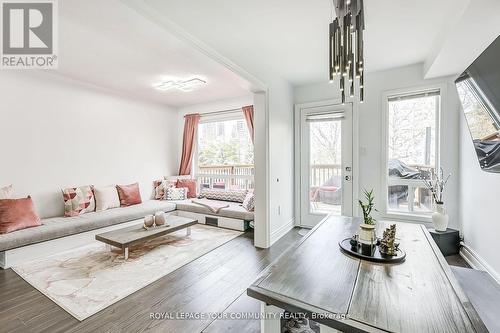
[460,243,500,285]
[270,217,295,246]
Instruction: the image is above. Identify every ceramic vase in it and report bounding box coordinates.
[154,211,166,226]
[432,203,449,232]
[144,215,155,229]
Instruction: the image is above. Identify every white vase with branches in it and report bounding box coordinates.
[422,167,451,232]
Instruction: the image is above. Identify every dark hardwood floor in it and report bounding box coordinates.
[0,228,304,333]
[445,253,470,268]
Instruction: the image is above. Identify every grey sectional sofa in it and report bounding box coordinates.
[0,200,176,268]
[0,198,253,268]
[175,199,253,231]
[0,200,176,253]
[175,200,254,221]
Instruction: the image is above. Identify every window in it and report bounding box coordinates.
[384,89,440,216]
[196,116,254,190]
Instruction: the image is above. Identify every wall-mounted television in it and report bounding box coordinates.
[456,35,500,173]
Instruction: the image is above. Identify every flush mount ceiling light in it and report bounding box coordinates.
[155,78,207,92]
[329,0,365,103]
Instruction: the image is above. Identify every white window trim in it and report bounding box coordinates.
[380,83,445,223]
[193,112,255,187]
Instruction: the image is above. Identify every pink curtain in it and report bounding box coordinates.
[242,105,254,144]
[178,113,201,175]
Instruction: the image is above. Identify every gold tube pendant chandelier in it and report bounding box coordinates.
[329,0,365,104]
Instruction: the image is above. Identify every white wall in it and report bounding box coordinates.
[459,111,500,281]
[0,72,179,218]
[294,64,461,228]
[267,78,295,244]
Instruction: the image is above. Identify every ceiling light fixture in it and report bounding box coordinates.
[155,78,207,92]
[329,0,365,104]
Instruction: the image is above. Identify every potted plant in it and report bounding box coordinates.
[422,167,451,232]
[358,189,377,255]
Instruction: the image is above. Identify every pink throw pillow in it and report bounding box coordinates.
[176,179,197,199]
[116,183,142,206]
[0,197,41,234]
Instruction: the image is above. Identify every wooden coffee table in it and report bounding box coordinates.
[95,215,197,260]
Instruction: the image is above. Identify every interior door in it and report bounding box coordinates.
[299,103,353,227]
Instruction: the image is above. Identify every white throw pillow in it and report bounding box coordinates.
[0,184,13,199]
[165,187,188,200]
[94,186,120,211]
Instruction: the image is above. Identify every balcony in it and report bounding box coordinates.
[388,163,436,214]
[197,164,255,190]
[309,164,342,215]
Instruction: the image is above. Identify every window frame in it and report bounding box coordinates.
[193,111,254,190]
[380,84,444,222]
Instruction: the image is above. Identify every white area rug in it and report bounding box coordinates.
[12,224,242,321]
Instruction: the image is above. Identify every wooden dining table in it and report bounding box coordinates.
[247,216,488,333]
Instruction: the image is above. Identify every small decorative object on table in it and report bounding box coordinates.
[144,212,169,230]
[422,167,451,232]
[154,211,168,226]
[340,191,405,263]
[358,189,377,256]
[340,228,405,263]
[143,215,155,229]
[349,234,359,248]
[379,224,399,256]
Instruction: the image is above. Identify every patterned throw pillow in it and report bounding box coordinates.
[241,192,255,212]
[165,187,188,200]
[153,180,166,200]
[200,189,248,203]
[62,185,95,217]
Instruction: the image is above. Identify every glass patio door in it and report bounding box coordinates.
[299,104,353,227]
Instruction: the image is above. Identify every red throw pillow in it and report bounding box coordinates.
[176,179,197,198]
[116,183,142,206]
[0,197,41,234]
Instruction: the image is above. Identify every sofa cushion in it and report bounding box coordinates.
[176,199,254,221]
[176,179,197,198]
[200,189,248,203]
[166,187,187,200]
[153,179,174,200]
[116,183,142,206]
[0,197,41,234]
[241,192,255,212]
[0,200,176,252]
[62,185,96,217]
[94,186,120,211]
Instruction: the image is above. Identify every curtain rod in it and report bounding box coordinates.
[199,107,242,117]
[184,107,248,118]
[184,105,253,118]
